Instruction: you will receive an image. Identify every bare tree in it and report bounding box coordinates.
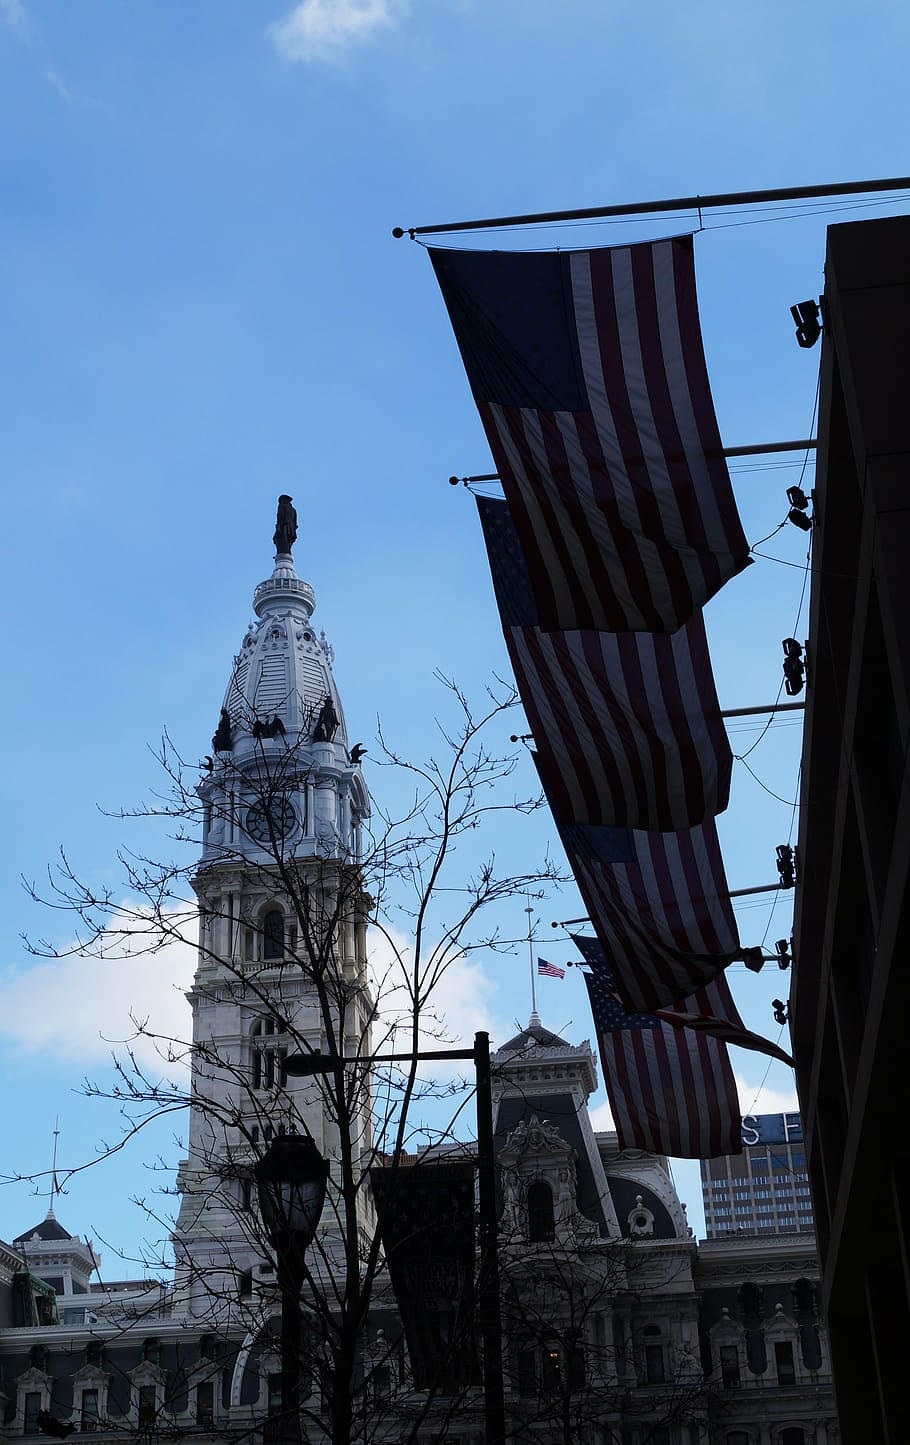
[19,678,563,1445]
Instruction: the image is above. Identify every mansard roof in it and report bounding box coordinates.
[498,1020,571,1053]
[13,1213,73,1244]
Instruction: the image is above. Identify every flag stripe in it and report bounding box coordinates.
[432,239,750,633]
[563,821,740,1012]
[478,495,732,831]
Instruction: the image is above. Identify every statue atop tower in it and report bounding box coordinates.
[272,493,298,556]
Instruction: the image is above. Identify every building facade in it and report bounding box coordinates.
[791,214,910,1444]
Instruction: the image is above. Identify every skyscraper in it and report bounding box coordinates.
[701,1114,815,1239]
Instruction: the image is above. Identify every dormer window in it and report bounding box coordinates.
[527,1182,555,1243]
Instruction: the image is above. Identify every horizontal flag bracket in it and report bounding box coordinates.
[393,174,910,238]
[450,440,817,488]
[721,701,805,719]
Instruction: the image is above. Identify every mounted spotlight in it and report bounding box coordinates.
[790,298,822,348]
[776,844,797,889]
[782,638,805,696]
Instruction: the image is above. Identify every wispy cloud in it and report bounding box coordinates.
[42,63,111,112]
[0,0,30,40]
[269,0,407,63]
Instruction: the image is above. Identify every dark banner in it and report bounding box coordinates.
[370,1162,480,1391]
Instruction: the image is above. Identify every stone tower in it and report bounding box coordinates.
[172,499,373,1318]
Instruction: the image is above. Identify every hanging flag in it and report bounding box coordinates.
[583,964,742,1158]
[370,1162,480,1390]
[478,495,731,831]
[537,958,566,979]
[574,935,793,1066]
[560,820,739,1012]
[432,238,750,634]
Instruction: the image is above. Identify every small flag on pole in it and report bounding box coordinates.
[538,958,566,979]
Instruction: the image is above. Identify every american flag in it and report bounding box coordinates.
[537,958,566,979]
[478,495,732,832]
[562,821,739,1013]
[576,934,793,1066]
[432,239,750,634]
[583,964,742,1158]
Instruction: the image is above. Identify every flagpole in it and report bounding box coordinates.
[526,898,538,1022]
[393,174,910,238]
[48,1116,60,1219]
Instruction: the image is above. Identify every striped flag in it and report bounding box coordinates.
[537,958,566,979]
[575,934,793,1066]
[561,821,739,1012]
[478,495,732,832]
[583,964,742,1158]
[432,239,750,634]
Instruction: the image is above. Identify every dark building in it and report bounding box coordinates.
[792,212,910,1444]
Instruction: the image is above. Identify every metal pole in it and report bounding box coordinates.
[279,1258,303,1445]
[721,702,806,719]
[393,174,910,238]
[453,439,818,484]
[474,1031,506,1445]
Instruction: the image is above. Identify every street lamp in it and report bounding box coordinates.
[254,1134,329,1443]
[284,1033,506,1445]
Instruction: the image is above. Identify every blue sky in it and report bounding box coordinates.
[1,0,908,1264]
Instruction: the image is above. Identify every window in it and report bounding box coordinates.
[527,1182,555,1243]
[237,1268,253,1300]
[542,1348,561,1393]
[516,1348,537,1397]
[267,1373,282,1416]
[137,1386,157,1426]
[726,1434,750,1445]
[80,1390,99,1433]
[195,1381,214,1427]
[720,1344,741,1389]
[775,1340,796,1386]
[23,1394,43,1435]
[263,910,284,960]
[644,1344,665,1384]
[781,1431,805,1445]
[251,1017,287,1091]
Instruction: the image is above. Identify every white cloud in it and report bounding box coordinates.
[588,1098,615,1133]
[0,911,195,1073]
[367,925,508,1077]
[735,1071,799,1116]
[269,0,406,63]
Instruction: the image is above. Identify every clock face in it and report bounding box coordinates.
[245,799,297,845]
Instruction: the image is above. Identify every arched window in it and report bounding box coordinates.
[527,1181,555,1242]
[263,910,284,960]
[780,1431,805,1445]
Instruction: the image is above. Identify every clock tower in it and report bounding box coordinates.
[172,499,373,1319]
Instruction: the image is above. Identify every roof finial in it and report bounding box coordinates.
[46,1116,61,1220]
[273,494,298,558]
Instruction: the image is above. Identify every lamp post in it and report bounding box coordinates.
[254,1134,329,1444]
[284,1033,506,1445]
